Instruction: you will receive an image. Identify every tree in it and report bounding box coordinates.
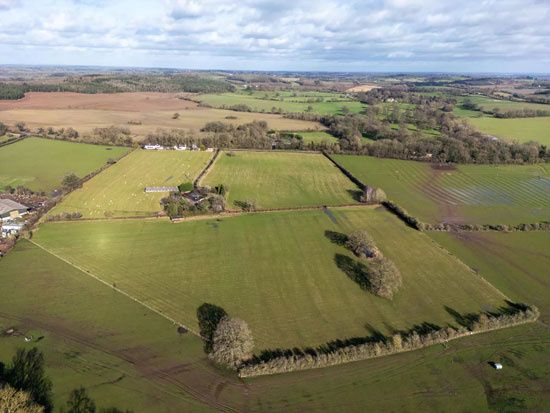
[346,230,377,259]
[4,185,14,194]
[5,348,53,412]
[342,106,350,114]
[15,122,26,132]
[367,257,402,299]
[197,303,228,352]
[0,121,7,136]
[177,182,194,192]
[61,173,80,192]
[172,112,180,119]
[0,384,44,413]
[66,387,96,413]
[360,185,387,204]
[209,316,254,369]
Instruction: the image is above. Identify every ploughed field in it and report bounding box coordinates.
[0,137,130,193]
[50,149,213,218]
[32,207,506,350]
[202,151,359,209]
[334,155,550,225]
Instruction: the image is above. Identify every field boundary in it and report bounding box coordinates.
[27,238,203,339]
[194,148,220,187]
[322,151,367,190]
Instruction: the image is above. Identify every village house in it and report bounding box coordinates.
[0,199,29,221]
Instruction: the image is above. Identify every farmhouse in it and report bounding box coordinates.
[144,186,179,193]
[182,190,206,204]
[0,199,29,221]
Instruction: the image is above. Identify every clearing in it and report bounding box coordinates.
[334,155,550,225]
[202,151,359,209]
[32,207,506,350]
[0,137,130,193]
[50,149,213,218]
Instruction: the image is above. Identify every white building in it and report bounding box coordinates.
[0,199,29,221]
[1,222,24,237]
[174,145,187,151]
[144,144,164,150]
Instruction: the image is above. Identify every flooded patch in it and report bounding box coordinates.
[430,163,457,171]
[323,209,338,224]
[206,221,219,229]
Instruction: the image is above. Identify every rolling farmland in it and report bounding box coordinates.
[50,149,213,218]
[0,137,130,193]
[203,151,360,209]
[32,208,506,350]
[469,116,550,144]
[334,155,550,224]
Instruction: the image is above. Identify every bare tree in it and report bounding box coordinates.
[209,316,254,369]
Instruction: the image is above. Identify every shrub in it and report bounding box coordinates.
[178,182,194,192]
[61,173,80,192]
[367,257,402,299]
[209,316,254,369]
[360,186,387,203]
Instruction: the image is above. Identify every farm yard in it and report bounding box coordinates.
[202,151,359,209]
[50,149,213,218]
[0,137,130,193]
[32,208,506,350]
[334,155,550,225]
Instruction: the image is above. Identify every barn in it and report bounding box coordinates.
[0,199,29,221]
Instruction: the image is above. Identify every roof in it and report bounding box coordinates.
[0,199,28,215]
[144,186,179,193]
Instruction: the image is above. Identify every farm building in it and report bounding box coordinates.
[0,199,29,221]
[144,144,164,150]
[144,186,179,193]
[1,222,24,237]
[182,190,206,204]
[174,145,187,151]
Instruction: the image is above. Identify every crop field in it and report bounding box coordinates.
[469,116,550,144]
[0,137,130,193]
[459,95,550,113]
[334,155,550,224]
[50,149,213,218]
[203,151,359,208]
[32,208,505,350]
[196,92,366,114]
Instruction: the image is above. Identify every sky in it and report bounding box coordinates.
[0,0,549,73]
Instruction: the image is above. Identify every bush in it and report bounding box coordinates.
[178,182,194,192]
[209,316,254,369]
[367,257,402,299]
[61,173,80,192]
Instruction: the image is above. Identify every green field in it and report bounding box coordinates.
[197,92,366,115]
[460,95,550,113]
[50,149,213,218]
[334,155,550,225]
[0,137,130,193]
[0,240,211,412]
[32,208,505,351]
[296,131,338,143]
[203,151,359,209]
[469,116,550,144]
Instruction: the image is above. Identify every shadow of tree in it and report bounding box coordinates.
[324,230,348,246]
[334,253,371,291]
[347,189,363,202]
[197,303,228,353]
[444,306,480,329]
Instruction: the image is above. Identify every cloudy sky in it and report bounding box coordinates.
[0,0,549,72]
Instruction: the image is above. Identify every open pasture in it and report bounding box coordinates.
[296,131,338,143]
[459,95,550,113]
[203,151,359,209]
[196,91,366,115]
[334,155,550,224]
[469,116,550,144]
[0,137,130,193]
[50,149,212,218]
[33,208,506,350]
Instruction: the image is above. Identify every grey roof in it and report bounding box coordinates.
[144,186,179,193]
[0,199,28,215]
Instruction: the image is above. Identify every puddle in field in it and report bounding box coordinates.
[165,175,173,181]
[323,209,338,224]
[206,221,219,229]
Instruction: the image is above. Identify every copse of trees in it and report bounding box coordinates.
[346,230,377,259]
[0,385,44,413]
[360,185,387,203]
[366,257,403,299]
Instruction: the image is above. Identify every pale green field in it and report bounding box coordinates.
[203,151,359,209]
[51,149,213,217]
[0,137,130,193]
[33,208,506,350]
[297,131,338,143]
[469,116,550,145]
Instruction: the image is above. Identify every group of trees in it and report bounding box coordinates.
[161,185,227,217]
[0,347,132,412]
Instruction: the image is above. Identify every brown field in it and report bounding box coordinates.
[0,92,325,139]
[346,84,380,92]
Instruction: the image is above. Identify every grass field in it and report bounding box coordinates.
[32,208,506,350]
[0,240,211,412]
[468,116,550,144]
[202,151,359,209]
[50,149,212,218]
[460,95,550,113]
[0,137,130,193]
[296,131,338,143]
[197,92,366,115]
[334,155,550,225]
